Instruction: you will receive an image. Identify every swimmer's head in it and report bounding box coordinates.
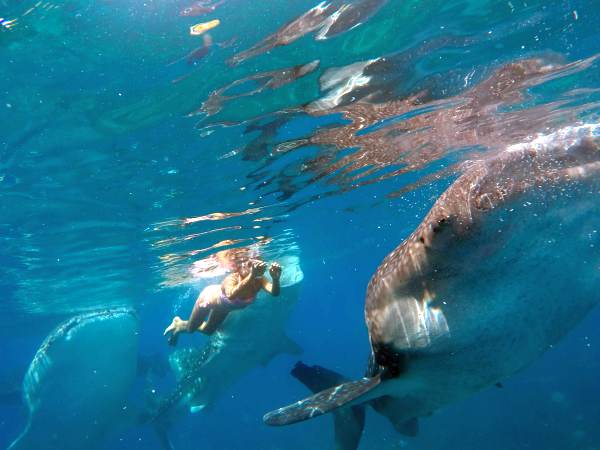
[239,258,263,276]
[215,247,259,272]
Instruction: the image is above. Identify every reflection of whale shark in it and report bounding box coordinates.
[147,256,304,447]
[264,125,600,429]
[8,308,139,450]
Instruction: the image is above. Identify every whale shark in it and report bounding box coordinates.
[263,124,600,429]
[0,368,24,407]
[8,308,139,450]
[146,255,304,448]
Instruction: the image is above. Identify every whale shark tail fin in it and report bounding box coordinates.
[291,361,366,450]
[263,373,382,426]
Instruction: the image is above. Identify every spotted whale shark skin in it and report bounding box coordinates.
[264,124,600,426]
[8,308,139,450]
[148,256,303,432]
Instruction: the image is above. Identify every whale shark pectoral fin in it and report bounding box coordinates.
[263,374,382,426]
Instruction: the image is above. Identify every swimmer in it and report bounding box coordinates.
[164,255,282,345]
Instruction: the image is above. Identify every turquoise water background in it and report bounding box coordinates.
[1,0,600,449]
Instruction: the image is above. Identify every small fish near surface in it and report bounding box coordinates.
[0,17,18,29]
[263,124,600,433]
[189,18,220,36]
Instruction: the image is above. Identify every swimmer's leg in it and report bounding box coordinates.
[187,300,210,332]
[199,309,229,335]
[164,301,210,346]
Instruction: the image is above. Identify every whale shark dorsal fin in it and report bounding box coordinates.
[263,374,382,426]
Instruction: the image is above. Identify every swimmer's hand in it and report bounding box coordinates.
[250,260,267,278]
[269,262,282,280]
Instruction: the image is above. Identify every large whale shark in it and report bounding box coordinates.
[145,255,304,448]
[8,308,139,450]
[263,124,600,429]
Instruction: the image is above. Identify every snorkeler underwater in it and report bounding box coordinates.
[1,1,599,449]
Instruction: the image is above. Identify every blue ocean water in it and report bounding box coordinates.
[1,0,600,449]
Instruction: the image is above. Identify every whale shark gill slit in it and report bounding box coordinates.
[263,374,382,426]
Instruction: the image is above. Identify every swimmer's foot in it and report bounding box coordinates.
[164,316,183,346]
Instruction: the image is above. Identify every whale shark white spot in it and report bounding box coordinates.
[189,404,207,414]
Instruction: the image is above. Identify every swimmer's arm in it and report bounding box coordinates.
[261,277,280,297]
[222,273,254,299]
[262,263,281,296]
